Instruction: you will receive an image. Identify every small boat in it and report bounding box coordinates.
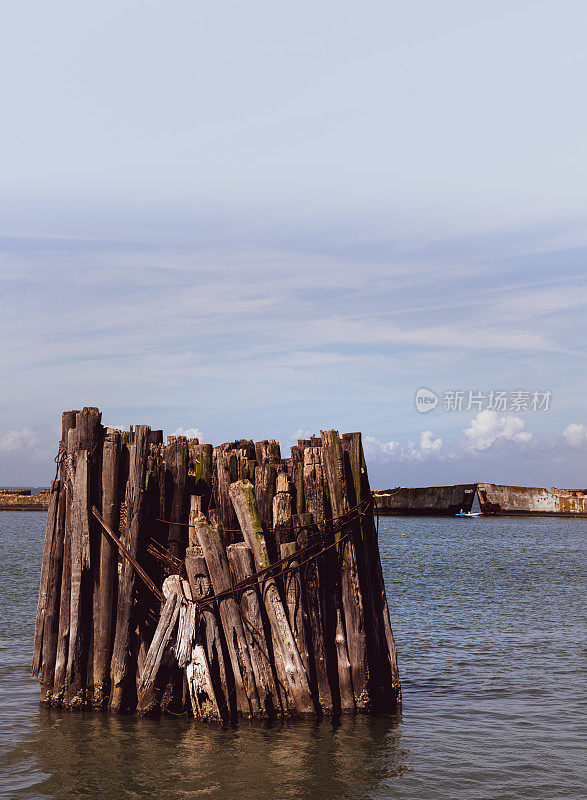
[455,510,483,517]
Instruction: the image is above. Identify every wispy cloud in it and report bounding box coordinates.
[305,317,555,352]
[0,225,585,485]
[491,285,587,322]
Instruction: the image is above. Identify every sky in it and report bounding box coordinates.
[0,0,586,488]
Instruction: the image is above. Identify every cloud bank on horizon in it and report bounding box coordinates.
[0,1,585,488]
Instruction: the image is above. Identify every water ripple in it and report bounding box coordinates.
[0,512,585,800]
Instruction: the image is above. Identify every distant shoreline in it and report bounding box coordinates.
[0,488,50,511]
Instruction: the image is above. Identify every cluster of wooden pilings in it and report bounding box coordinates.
[32,407,401,722]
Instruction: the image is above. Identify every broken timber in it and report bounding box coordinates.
[32,407,401,721]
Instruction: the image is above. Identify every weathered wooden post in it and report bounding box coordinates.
[303,444,354,713]
[227,542,282,717]
[91,428,121,708]
[342,432,401,711]
[229,479,315,717]
[32,408,402,720]
[280,541,312,686]
[213,445,239,541]
[194,514,263,719]
[272,484,293,562]
[137,575,183,715]
[32,479,66,703]
[164,436,190,561]
[31,479,60,682]
[65,407,103,708]
[189,443,213,514]
[184,544,231,723]
[293,511,333,715]
[52,481,72,706]
[254,462,277,550]
[321,429,375,711]
[289,445,305,514]
[110,424,150,713]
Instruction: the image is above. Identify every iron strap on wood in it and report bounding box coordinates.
[93,495,372,612]
[92,506,164,602]
[171,496,372,611]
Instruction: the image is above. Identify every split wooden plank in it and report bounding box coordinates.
[293,512,333,715]
[137,588,181,715]
[184,544,231,724]
[227,542,282,718]
[280,541,312,684]
[194,515,262,719]
[229,480,315,717]
[186,643,221,721]
[176,575,224,722]
[175,596,196,668]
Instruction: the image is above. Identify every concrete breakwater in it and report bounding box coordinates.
[373,483,587,517]
[373,485,476,516]
[0,489,50,511]
[477,483,587,517]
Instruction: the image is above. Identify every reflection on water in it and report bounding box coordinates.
[17,711,405,800]
[1,512,585,800]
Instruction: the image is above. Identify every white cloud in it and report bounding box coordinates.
[463,410,533,451]
[0,427,51,463]
[289,428,314,444]
[364,431,443,463]
[562,422,587,448]
[364,436,401,462]
[403,430,444,462]
[172,426,204,441]
[0,427,40,452]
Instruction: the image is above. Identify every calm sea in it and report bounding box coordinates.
[0,512,584,800]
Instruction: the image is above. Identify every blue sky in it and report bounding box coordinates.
[1,1,586,488]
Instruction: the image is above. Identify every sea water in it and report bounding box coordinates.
[0,512,584,800]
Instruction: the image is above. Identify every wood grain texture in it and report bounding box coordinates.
[229,480,314,717]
